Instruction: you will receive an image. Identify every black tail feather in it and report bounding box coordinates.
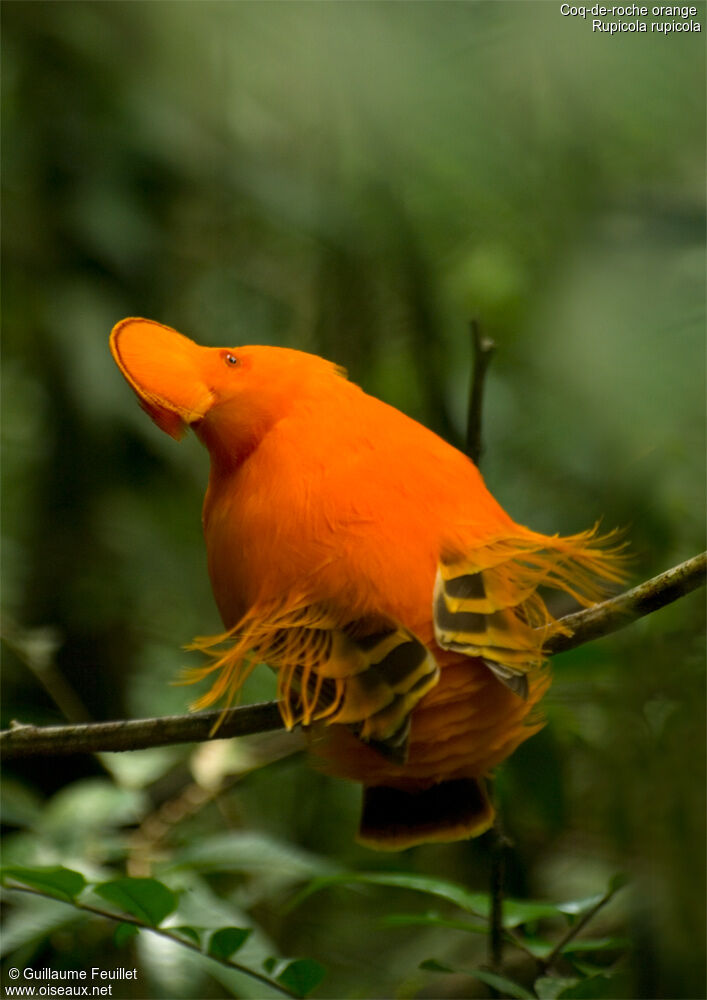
[358,777,494,850]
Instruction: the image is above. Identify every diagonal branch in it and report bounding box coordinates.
[544,550,705,654]
[2,882,298,998]
[537,877,626,975]
[1,552,704,761]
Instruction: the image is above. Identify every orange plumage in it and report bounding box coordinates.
[110,317,625,849]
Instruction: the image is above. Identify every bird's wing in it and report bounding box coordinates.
[185,603,439,765]
[434,526,627,698]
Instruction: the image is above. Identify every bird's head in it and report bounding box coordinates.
[110,317,345,464]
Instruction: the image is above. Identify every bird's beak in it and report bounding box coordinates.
[110,318,215,440]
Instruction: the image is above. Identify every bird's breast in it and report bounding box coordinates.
[202,454,443,636]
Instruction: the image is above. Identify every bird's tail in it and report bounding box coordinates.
[358,777,494,850]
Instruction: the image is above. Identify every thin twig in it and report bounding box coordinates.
[463,319,506,979]
[466,318,496,466]
[1,553,704,761]
[1,882,297,998]
[538,879,625,974]
[2,621,93,724]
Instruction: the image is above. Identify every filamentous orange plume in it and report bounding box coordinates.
[110,317,626,850]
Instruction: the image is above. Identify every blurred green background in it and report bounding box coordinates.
[2,2,705,998]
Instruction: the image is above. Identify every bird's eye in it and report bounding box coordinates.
[224,353,239,367]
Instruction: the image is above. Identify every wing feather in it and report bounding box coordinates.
[184,602,439,763]
[434,526,626,697]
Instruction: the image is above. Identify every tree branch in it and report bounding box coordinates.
[1,553,703,760]
[544,550,705,655]
[1,701,284,759]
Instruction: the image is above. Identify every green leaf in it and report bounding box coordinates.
[296,871,570,928]
[114,922,139,948]
[94,877,176,926]
[382,912,488,935]
[263,957,278,974]
[172,925,202,946]
[98,746,181,789]
[553,875,627,921]
[422,962,536,998]
[173,831,338,881]
[608,873,629,893]
[1,864,86,902]
[295,872,489,917]
[556,893,604,917]
[469,969,536,999]
[0,895,83,957]
[535,977,581,999]
[503,898,567,927]
[207,926,252,960]
[276,958,326,998]
[420,958,456,973]
[556,974,614,998]
[561,936,630,955]
[515,937,557,959]
[569,960,607,978]
[41,779,145,834]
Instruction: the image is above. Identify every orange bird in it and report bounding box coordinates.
[110,317,624,850]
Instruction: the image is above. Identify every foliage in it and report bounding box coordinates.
[1,865,324,998]
[1,860,628,999]
[2,2,705,998]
